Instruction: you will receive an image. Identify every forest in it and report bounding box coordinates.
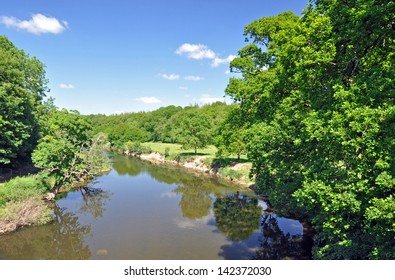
[1,0,394,259]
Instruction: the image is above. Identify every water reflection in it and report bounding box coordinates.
[78,186,112,219]
[1,155,312,259]
[0,186,111,260]
[253,214,313,259]
[174,183,212,220]
[214,192,262,241]
[0,204,91,260]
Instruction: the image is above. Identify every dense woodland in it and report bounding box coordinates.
[1,0,394,259]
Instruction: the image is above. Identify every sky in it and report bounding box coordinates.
[0,0,308,115]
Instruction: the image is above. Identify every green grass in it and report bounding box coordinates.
[142,142,217,157]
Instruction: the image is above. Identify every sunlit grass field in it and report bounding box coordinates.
[141,142,217,157]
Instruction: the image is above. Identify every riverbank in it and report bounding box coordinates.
[0,168,110,235]
[127,150,255,189]
[0,173,54,235]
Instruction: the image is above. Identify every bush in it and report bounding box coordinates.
[0,174,52,207]
[202,157,213,168]
[169,153,181,163]
[164,147,170,158]
[221,168,242,181]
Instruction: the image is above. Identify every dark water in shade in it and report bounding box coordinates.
[0,155,312,260]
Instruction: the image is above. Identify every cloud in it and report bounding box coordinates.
[173,214,213,230]
[161,73,180,80]
[184,75,204,81]
[59,83,75,89]
[136,97,162,104]
[175,43,216,60]
[176,43,236,68]
[0,14,68,35]
[179,86,188,90]
[193,94,225,105]
[211,55,237,67]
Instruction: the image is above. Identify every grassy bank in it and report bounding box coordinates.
[140,142,254,186]
[0,173,54,234]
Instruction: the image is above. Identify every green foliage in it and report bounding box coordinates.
[164,147,170,158]
[125,141,152,155]
[87,103,230,150]
[0,174,52,207]
[226,1,395,259]
[220,168,243,181]
[215,106,246,160]
[32,109,110,187]
[173,109,213,154]
[0,36,48,165]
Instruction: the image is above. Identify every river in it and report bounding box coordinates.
[0,154,312,259]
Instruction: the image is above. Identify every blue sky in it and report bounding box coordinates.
[0,0,308,115]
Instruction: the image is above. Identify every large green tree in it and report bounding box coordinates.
[226,0,395,259]
[173,109,212,155]
[215,106,246,160]
[0,36,48,165]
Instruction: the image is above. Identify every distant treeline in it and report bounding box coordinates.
[87,102,245,158]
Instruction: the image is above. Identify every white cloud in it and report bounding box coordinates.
[179,86,188,90]
[59,83,75,89]
[161,73,180,80]
[193,94,225,105]
[176,43,236,68]
[184,75,204,81]
[0,14,67,35]
[136,97,162,104]
[175,43,216,60]
[211,55,237,67]
[225,70,231,75]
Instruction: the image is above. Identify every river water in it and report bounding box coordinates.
[0,155,312,259]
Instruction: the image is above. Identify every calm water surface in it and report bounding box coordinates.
[0,155,312,259]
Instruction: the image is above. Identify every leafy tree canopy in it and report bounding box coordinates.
[0,36,48,165]
[226,0,395,259]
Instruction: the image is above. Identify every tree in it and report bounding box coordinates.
[32,109,109,190]
[174,110,212,155]
[226,1,395,259]
[0,36,48,165]
[215,107,246,160]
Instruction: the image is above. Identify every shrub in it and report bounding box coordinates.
[221,168,242,181]
[0,174,52,207]
[164,147,170,158]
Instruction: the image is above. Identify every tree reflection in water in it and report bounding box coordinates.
[214,192,262,241]
[78,186,111,219]
[215,193,313,259]
[253,214,312,260]
[174,183,212,220]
